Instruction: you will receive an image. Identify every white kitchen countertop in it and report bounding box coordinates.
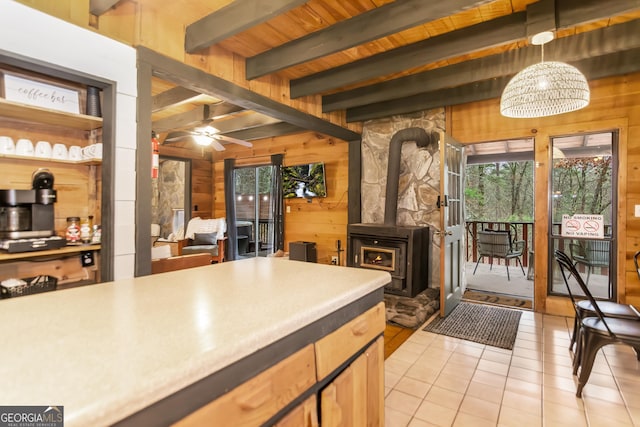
[0,258,390,426]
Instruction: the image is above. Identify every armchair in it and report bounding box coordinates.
[473,229,525,280]
[178,217,227,263]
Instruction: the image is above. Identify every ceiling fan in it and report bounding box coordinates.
[164,125,253,151]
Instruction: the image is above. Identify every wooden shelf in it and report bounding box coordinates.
[0,152,101,165]
[0,98,102,131]
[0,244,101,262]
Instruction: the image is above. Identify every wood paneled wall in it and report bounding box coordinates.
[212,131,349,265]
[449,72,640,313]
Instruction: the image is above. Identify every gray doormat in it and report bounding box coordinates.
[423,301,522,349]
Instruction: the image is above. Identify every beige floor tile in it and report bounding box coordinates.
[580,382,625,404]
[471,369,507,389]
[440,361,477,380]
[432,372,471,394]
[501,389,542,416]
[386,389,423,416]
[511,346,542,361]
[458,395,500,422]
[510,355,543,372]
[452,411,497,427]
[424,385,465,411]
[447,352,480,367]
[477,358,510,376]
[516,330,541,343]
[407,418,439,427]
[391,347,424,364]
[543,372,578,393]
[385,406,412,427]
[504,376,542,399]
[413,400,457,427]
[497,405,542,427]
[386,369,402,388]
[394,376,432,399]
[542,400,588,427]
[466,380,504,404]
[384,310,638,427]
[481,349,513,365]
[386,357,414,376]
[542,385,584,410]
[583,398,634,424]
[404,363,440,384]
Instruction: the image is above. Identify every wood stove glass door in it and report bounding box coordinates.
[439,132,465,317]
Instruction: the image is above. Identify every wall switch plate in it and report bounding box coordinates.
[636,204,640,217]
[331,256,338,265]
[286,205,291,213]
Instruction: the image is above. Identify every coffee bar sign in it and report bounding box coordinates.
[1,73,79,114]
[561,214,605,238]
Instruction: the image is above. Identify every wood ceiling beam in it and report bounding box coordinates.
[294,0,636,99]
[185,0,307,53]
[345,47,640,122]
[152,86,201,112]
[222,122,305,141]
[290,12,526,99]
[138,47,360,141]
[246,0,493,80]
[323,19,640,113]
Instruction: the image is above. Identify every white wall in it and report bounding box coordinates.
[0,1,137,279]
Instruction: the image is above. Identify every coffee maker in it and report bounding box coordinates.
[0,169,66,252]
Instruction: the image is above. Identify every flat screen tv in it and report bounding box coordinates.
[282,162,327,198]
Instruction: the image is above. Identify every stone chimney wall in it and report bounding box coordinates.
[361,108,444,287]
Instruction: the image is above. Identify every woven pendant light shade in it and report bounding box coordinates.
[500,61,590,118]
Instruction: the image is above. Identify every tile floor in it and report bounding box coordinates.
[384,309,640,426]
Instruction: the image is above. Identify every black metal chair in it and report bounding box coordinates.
[554,250,640,397]
[473,230,525,280]
[634,250,640,280]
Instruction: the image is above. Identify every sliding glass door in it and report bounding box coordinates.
[234,165,275,258]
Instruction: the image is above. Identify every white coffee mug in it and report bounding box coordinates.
[15,139,34,157]
[0,136,15,155]
[82,143,103,160]
[35,141,52,158]
[52,143,68,160]
[68,145,82,161]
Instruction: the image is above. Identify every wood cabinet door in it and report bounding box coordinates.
[320,336,384,427]
[274,395,319,427]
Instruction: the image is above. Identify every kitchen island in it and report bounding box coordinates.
[0,257,390,426]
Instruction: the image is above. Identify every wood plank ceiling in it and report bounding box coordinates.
[141,0,640,147]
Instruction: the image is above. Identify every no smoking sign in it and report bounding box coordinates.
[561,214,604,238]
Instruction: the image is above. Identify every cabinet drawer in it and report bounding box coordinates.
[173,344,316,427]
[314,302,385,380]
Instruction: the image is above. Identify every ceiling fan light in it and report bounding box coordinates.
[194,134,212,146]
[203,125,220,134]
[500,61,590,118]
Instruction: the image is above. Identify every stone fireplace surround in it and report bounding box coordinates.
[359,109,444,289]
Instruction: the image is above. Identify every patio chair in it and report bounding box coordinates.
[473,230,525,280]
[569,240,610,285]
[634,251,640,280]
[554,250,640,397]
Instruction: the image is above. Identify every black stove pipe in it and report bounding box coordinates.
[384,127,437,226]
